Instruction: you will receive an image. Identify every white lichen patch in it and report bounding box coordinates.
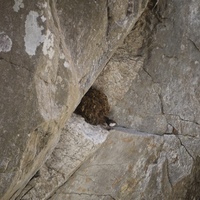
[0,32,12,52]
[59,53,65,59]
[42,29,55,59]
[24,11,44,56]
[60,52,73,69]
[13,0,24,12]
[41,15,46,22]
[24,12,56,59]
[64,61,70,68]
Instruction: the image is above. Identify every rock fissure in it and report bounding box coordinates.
[165,113,200,126]
[112,124,198,144]
[165,158,173,189]
[164,122,199,140]
[158,94,164,115]
[178,133,198,138]
[47,165,66,180]
[142,67,165,116]
[142,67,155,82]
[36,75,50,84]
[148,0,166,22]
[46,162,87,200]
[17,185,35,200]
[106,0,111,38]
[0,56,32,74]
[166,123,198,138]
[176,135,195,161]
[188,38,200,52]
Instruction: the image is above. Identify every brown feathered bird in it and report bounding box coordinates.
[74,87,116,127]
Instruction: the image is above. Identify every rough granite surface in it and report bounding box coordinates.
[1,0,200,199]
[0,0,148,199]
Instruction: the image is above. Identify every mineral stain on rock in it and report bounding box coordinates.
[74,87,116,128]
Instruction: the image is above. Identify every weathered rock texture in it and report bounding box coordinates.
[16,114,109,200]
[0,0,149,199]
[48,129,194,200]
[95,0,200,152]
[1,0,200,199]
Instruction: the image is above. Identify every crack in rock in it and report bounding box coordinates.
[188,38,200,52]
[165,158,173,189]
[165,113,200,126]
[17,185,35,200]
[142,67,165,115]
[176,135,195,161]
[0,56,32,73]
[106,0,112,38]
[142,67,154,82]
[46,160,89,199]
[47,165,66,180]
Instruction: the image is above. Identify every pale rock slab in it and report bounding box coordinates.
[16,114,109,200]
[48,129,194,200]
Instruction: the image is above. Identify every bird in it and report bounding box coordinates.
[74,87,117,128]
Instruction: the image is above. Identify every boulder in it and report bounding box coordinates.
[0,0,148,199]
[19,0,200,199]
[2,0,200,199]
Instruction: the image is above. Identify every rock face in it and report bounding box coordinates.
[16,114,109,200]
[92,0,200,197]
[48,129,194,200]
[1,0,200,199]
[0,0,148,199]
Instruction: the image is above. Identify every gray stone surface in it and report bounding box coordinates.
[1,0,200,199]
[95,0,200,136]
[0,0,148,199]
[47,0,200,198]
[48,129,194,200]
[16,114,109,200]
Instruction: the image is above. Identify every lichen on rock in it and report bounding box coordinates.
[1,0,200,199]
